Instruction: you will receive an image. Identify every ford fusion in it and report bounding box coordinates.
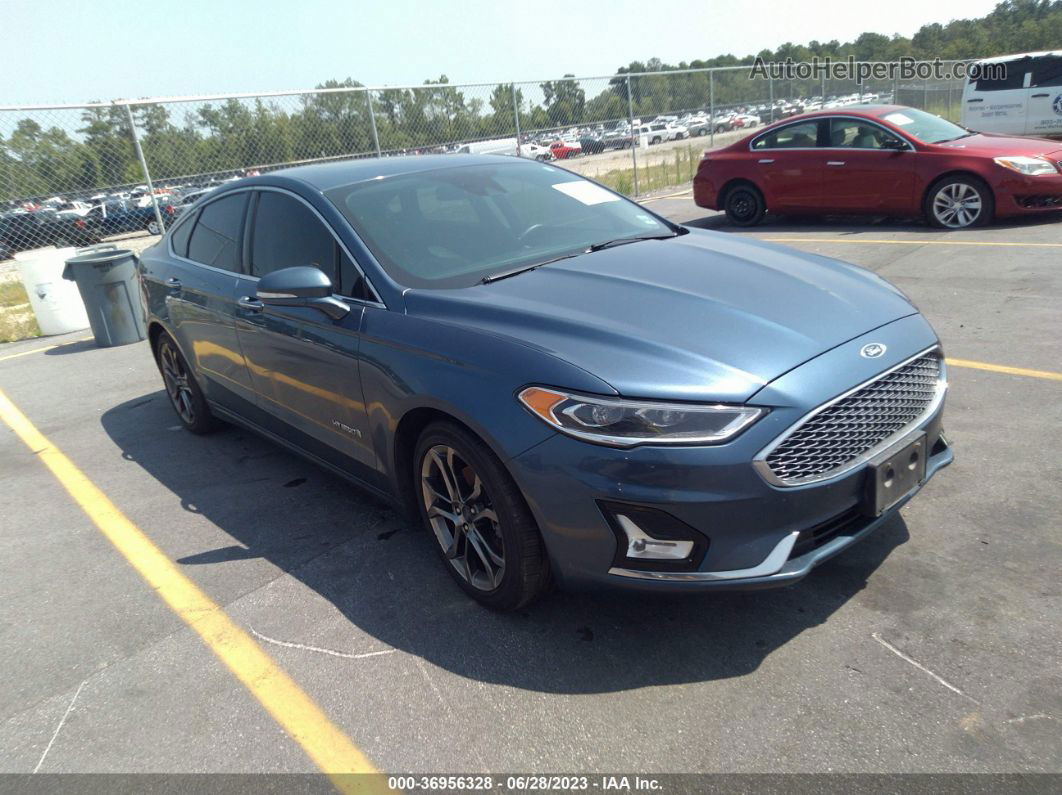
[139,155,952,610]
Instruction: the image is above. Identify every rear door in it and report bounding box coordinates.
[748,119,825,211]
[1026,53,1062,137]
[160,191,257,411]
[233,189,376,474]
[819,117,915,213]
[963,56,1031,134]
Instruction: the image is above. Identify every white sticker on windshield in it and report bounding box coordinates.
[883,112,914,126]
[552,181,620,205]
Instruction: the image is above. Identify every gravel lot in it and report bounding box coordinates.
[0,197,1059,782]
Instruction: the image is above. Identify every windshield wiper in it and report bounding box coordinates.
[587,232,681,252]
[480,251,584,284]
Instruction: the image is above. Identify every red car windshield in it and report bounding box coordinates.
[874,107,972,144]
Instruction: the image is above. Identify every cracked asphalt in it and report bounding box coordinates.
[0,199,1059,776]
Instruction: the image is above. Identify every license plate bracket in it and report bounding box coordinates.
[863,432,927,517]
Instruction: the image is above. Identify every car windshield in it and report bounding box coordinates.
[875,107,971,143]
[326,161,675,289]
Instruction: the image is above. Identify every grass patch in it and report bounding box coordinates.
[595,143,701,197]
[0,279,41,343]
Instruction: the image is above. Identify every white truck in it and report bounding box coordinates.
[961,51,1062,138]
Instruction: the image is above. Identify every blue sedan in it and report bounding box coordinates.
[138,155,951,609]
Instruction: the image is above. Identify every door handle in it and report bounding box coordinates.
[758,158,775,164]
[237,296,264,312]
[1031,93,1049,98]
[165,277,182,290]
[826,161,845,166]
[967,98,983,103]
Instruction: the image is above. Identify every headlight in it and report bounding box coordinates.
[518,387,765,447]
[993,155,1058,176]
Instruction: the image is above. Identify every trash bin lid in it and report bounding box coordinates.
[62,248,136,280]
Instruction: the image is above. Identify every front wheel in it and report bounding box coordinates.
[414,421,549,610]
[925,177,993,229]
[723,183,766,226]
[147,220,161,235]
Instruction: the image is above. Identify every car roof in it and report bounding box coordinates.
[763,104,909,125]
[264,154,518,191]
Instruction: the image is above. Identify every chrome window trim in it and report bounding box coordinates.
[166,185,386,309]
[748,115,916,152]
[752,345,947,488]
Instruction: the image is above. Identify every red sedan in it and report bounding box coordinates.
[693,104,1062,228]
[549,140,582,160]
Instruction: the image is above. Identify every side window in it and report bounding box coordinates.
[828,119,898,149]
[971,58,1029,91]
[250,191,337,284]
[186,193,247,271]
[169,212,196,258]
[752,121,819,150]
[1030,55,1062,88]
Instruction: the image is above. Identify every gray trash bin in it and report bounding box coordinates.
[62,246,146,347]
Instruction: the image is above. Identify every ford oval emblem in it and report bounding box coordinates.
[860,343,887,359]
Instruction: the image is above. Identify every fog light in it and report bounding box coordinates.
[617,515,694,560]
[599,501,709,572]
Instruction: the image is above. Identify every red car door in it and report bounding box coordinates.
[819,118,916,213]
[748,119,825,211]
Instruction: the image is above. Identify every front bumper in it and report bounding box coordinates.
[994,171,1062,216]
[508,314,952,592]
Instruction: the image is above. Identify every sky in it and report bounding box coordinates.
[0,0,1003,106]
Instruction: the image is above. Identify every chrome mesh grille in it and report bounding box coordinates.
[764,353,942,485]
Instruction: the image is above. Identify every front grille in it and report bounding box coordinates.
[762,351,943,485]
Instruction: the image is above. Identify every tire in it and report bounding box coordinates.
[924,175,993,229]
[697,128,708,137]
[723,183,766,226]
[153,332,221,434]
[147,220,161,235]
[414,421,550,610]
[651,136,662,145]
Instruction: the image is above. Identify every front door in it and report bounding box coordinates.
[233,190,376,475]
[819,118,916,213]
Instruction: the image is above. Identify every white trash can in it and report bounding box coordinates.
[14,246,91,336]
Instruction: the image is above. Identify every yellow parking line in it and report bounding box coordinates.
[0,336,94,363]
[764,237,1062,248]
[0,387,383,790]
[947,358,1062,382]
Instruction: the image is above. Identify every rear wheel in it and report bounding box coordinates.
[925,176,993,229]
[154,333,220,434]
[414,421,549,610]
[723,183,766,226]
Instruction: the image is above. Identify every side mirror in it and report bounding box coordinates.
[256,266,349,320]
[880,137,908,151]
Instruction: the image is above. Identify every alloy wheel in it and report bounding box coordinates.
[932,183,982,228]
[158,341,196,425]
[147,220,161,235]
[420,444,505,592]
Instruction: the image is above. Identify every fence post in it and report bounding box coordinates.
[768,74,775,122]
[708,69,715,149]
[820,71,826,104]
[626,75,639,197]
[123,102,166,235]
[365,90,381,157]
[512,84,522,157]
[923,78,929,111]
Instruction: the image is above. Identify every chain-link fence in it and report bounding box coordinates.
[0,62,967,258]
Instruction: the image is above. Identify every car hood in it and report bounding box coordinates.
[931,132,1062,157]
[402,230,917,403]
